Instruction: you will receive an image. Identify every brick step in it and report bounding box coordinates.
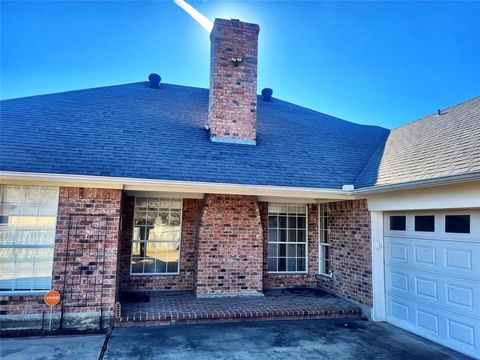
[114,308,361,327]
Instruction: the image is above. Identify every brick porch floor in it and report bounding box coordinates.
[115,288,362,327]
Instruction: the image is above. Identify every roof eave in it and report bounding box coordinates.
[0,171,355,201]
[354,172,480,195]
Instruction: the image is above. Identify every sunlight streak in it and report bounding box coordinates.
[174,0,213,33]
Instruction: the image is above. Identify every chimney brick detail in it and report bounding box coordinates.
[208,18,260,145]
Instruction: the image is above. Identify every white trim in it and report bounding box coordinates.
[355,172,480,194]
[0,171,354,200]
[371,211,386,321]
[367,181,480,211]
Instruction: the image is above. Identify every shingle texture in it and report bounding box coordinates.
[355,96,480,187]
[0,82,389,189]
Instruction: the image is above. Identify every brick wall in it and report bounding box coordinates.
[208,18,260,144]
[317,200,372,306]
[118,197,202,292]
[195,195,263,295]
[1,187,122,328]
[260,202,319,289]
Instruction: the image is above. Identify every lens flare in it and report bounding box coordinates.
[174,0,213,33]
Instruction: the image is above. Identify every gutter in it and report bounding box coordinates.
[0,171,355,200]
[352,171,480,195]
[1,170,479,199]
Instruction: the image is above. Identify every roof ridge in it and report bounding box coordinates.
[391,95,480,130]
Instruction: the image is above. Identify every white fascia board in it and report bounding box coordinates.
[0,171,354,200]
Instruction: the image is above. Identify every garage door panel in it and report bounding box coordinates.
[384,210,480,359]
[385,237,480,280]
[386,295,480,355]
[386,267,480,319]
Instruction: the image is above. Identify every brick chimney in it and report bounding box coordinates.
[208,18,260,145]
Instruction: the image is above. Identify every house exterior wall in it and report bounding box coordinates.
[195,195,263,295]
[260,202,319,288]
[317,200,372,306]
[118,197,202,292]
[1,187,122,329]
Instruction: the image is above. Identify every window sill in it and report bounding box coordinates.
[316,273,334,279]
[129,273,180,276]
[267,272,308,275]
[0,291,47,297]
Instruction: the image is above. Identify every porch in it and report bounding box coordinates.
[115,287,361,326]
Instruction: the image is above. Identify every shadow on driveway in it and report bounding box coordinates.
[104,319,470,360]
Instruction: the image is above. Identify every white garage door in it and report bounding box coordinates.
[384,210,480,358]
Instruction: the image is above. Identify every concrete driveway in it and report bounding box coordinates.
[104,319,470,360]
[1,334,105,360]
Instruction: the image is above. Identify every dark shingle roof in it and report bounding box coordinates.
[0,82,389,189]
[354,96,480,187]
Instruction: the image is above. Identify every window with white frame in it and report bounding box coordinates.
[318,204,331,275]
[267,203,307,273]
[0,185,59,293]
[131,197,182,275]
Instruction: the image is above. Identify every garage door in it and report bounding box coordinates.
[384,210,480,358]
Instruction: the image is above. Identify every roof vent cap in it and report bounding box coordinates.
[148,73,161,88]
[261,88,273,102]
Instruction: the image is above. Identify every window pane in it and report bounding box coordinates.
[279,229,287,242]
[287,258,296,272]
[298,230,306,242]
[287,244,296,258]
[143,258,155,273]
[287,229,296,242]
[15,248,35,290]
[445,215,470,234]
[297,258,306,272]
[287,216,296,228]
[268,243,277,257]
[268,229,278,242]
[279,216,287,228]
[390,216,406,231]
[131,258,143,273]
[278,258,286,271]
[2,186,22,204]
[278,244,286,257]
[0,248,15,291]
[297,244,306,257]
[415,216,435,232]
[268,216,277,228]
[267,257,277,272]
[297,217,306,229]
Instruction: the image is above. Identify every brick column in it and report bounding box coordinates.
[52,187,122,328]
[195,195,263,296]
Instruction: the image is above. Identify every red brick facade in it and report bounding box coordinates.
[317,200,372,306]
[1,188,373,328]
[260,202,319,289]
[208,19,259,144]
[195,195,263,295]
[118,197,202,292]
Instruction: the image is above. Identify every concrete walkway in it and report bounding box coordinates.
[0,334,105,360]
[104,319,470,360]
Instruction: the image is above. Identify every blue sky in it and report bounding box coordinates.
[1,1,479,128]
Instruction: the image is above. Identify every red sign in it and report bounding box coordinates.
[44,290,61,306]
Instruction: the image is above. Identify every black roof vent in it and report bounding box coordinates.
[262,88,273,102]
[148,73,161,88]
[437,109,442,116]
